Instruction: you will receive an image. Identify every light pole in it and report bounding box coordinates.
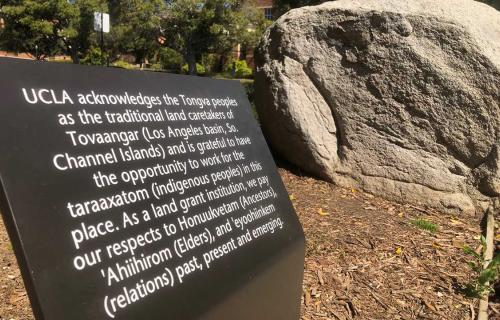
[100,9,104,59]
[94,3,110,66]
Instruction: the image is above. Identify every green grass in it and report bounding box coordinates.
[410,218,438,233]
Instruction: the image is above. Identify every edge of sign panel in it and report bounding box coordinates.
[0,173,45,320]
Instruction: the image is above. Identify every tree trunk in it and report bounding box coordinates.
[239,44,247,61]
[217,54,225,73]
[135,51,144,68]
[185,44,196,75]
[71,47,79,64]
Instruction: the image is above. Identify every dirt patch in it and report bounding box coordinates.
[0,168,497,319]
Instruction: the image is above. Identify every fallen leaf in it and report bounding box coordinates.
[289,194,295,201]
[9,294,25,305]
[318,208,329,216]
[395,247,402,255]
[452,240,464,248]
[317,270,325,286]
[304,290,311,306]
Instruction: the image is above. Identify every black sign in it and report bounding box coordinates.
[0,58,305,320]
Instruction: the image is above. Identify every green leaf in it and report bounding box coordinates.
[463,246,482,260]
[478,268,498,285]
[480,235,487,248]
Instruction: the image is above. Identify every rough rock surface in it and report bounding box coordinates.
[255,0,500,214]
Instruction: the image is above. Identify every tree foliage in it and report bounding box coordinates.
[273,0,499,17]
[478,0,500,10]
[274,0,324,17]
[0,0,103,62]
[108,0,165,65]
[0,0,163,64]
[235,0,270,59]
[160,0,265,74]
[0,0,268,72]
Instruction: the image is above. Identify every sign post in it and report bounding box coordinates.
[0,59,305,320]
[94,12,110,65]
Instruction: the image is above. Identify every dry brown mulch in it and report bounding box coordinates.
[0,168,497,320]
[0,221,31,320]
[279,168,499,320]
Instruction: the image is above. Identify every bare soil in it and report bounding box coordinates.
[0,167,498,320]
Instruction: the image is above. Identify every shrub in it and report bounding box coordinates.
[149,63,163,71]
[241,80,258,121]
[182,63,206,75]
[112,60,134,70]
[158,48,183,73]
[201,53,219,75]
[242,80,254,104]
[225,60,253,78]
[81,47,108,66]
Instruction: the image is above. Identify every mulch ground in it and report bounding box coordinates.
[0,167,498,320]
[279,168,499,320]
